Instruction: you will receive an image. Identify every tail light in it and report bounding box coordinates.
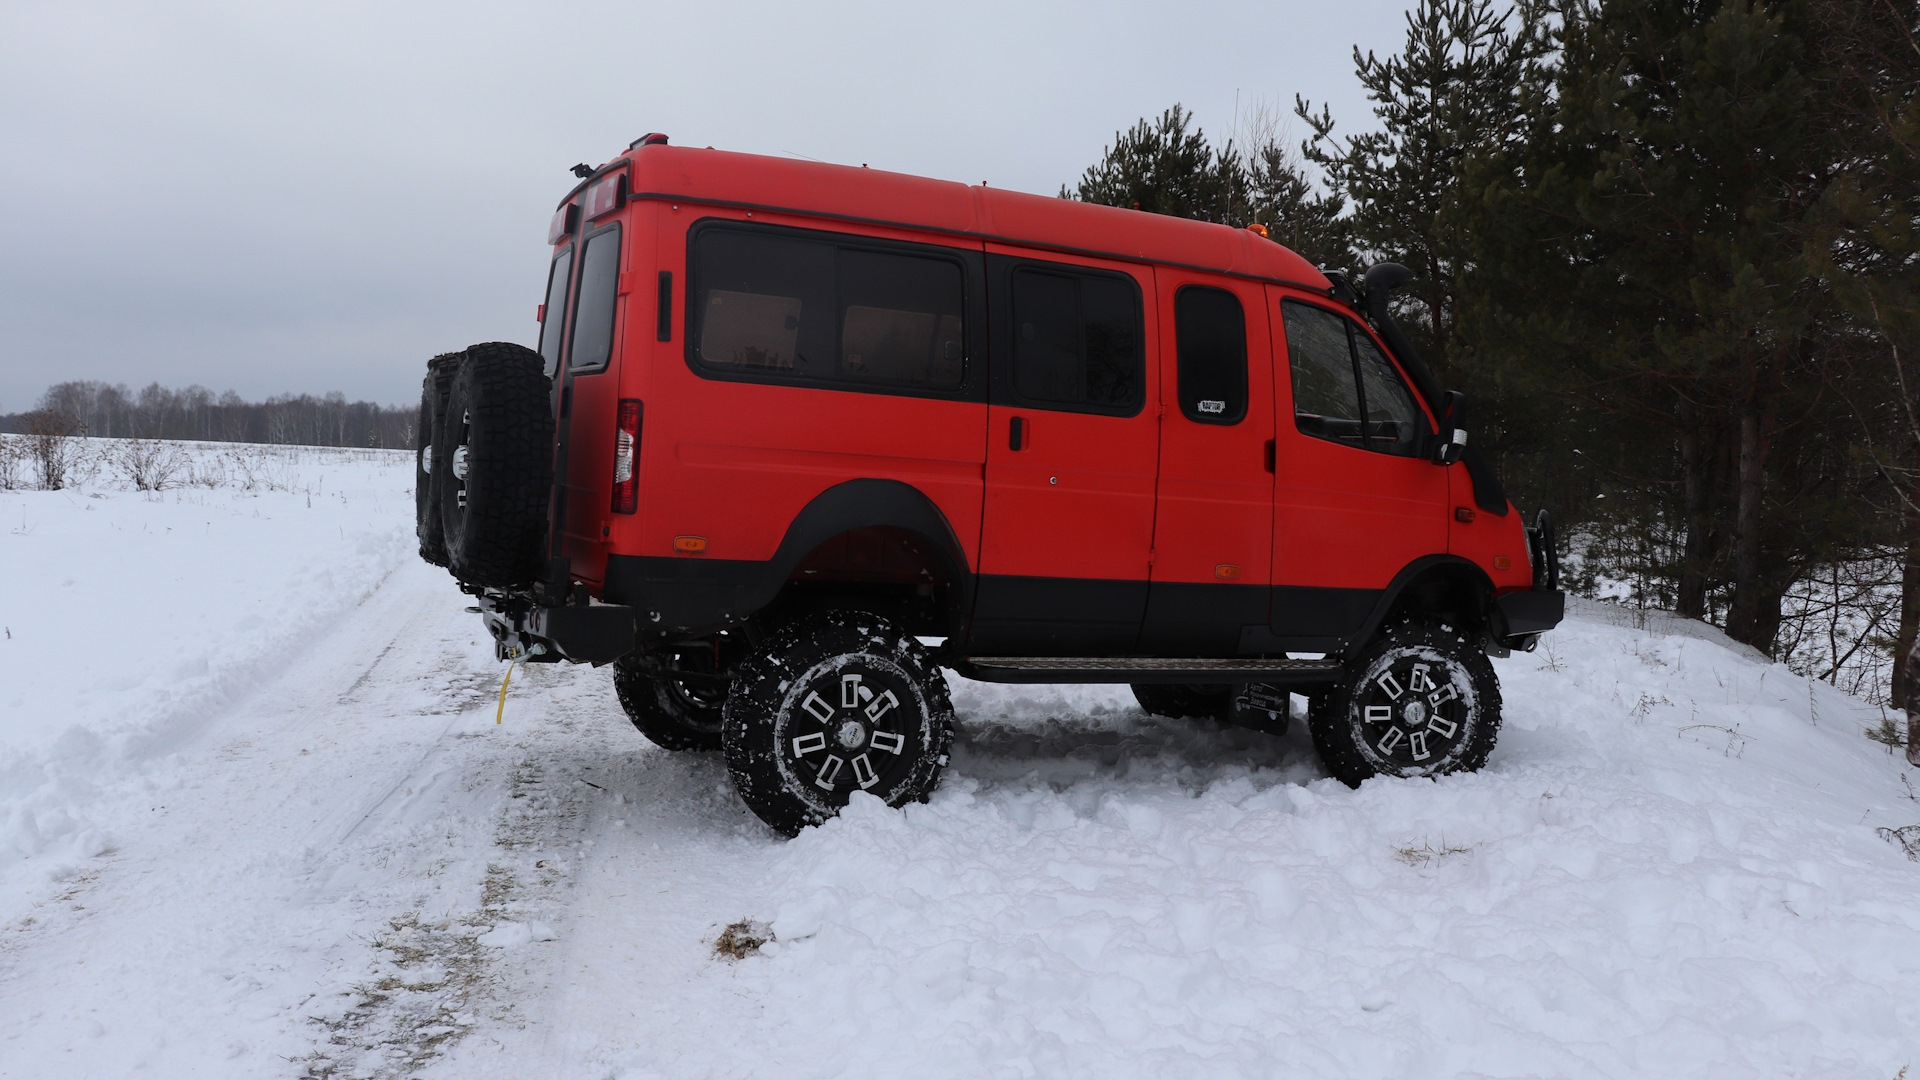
[612,399,642,514]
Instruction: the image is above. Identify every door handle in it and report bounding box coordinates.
[1009,415,1026,451]
[1264,439,1275,473]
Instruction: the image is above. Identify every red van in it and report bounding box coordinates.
[414,134,1564,836]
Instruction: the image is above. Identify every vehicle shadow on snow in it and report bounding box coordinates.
[948,704,1329,795]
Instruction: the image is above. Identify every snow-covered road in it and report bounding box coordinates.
[2,444,1918,1079]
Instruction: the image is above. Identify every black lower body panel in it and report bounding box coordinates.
[1496,589,1565,636]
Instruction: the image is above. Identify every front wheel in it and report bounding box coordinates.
[1309,618,1502,787]
[722,610,953,837]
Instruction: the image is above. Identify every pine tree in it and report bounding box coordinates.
[1065,106,1248,224]
[1064,104,1353,271]
[1296,0,1546,375]
[1457,0,1899,652]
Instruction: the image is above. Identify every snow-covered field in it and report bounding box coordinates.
[1,441,1917,1079]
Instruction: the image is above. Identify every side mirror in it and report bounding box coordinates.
[1430,390,1467,466]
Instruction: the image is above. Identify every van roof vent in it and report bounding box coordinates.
[629,132,670,149]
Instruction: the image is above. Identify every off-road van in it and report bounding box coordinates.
[415,134,1564,836]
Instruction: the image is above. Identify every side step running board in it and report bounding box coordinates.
[953,656,1343,685]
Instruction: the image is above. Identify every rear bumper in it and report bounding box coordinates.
[478,593,636,665]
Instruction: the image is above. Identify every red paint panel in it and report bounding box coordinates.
[978,249,1158,583]
[614,206,989,571]
[1266,285,1448,590]
[1149,268,1275,587]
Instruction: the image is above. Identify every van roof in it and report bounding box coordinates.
[607,144,1333,293]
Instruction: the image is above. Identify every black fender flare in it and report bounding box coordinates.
[1344,555,1496,661]
[759,478,975,635]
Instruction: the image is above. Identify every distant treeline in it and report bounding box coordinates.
[0,381,414,449]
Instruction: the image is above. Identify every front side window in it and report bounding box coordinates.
[537,249,573,377]
[1011,267,1142,412]
[1174,285,1247,424]
[1283,299,1423,455]
[1352,333,1421,454]
[568,227,621,371]
[690,224,966,392]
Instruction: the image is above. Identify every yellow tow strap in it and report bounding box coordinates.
[495,662,514,725]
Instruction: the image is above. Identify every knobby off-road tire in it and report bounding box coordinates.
[1131,683,1233,721]
[414,351,463,568]
[613,645,729,752]
[439,343,554,588]
[1310,617,1502,787]
[723,610,953,837]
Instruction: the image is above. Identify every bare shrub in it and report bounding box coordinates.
[116,436,187,491]
[20,409,84,490]
[0,434,20,491]
[713,920,772,960]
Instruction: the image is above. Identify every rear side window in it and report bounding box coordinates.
[1282,300,1423,455]
[537,249,573,377]
[1174,285,1247,424]
[838,250,964,386]
[568,227,621,371]
[1011,267,1142,412]
[690,224,966,392]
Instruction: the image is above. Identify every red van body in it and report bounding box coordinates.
[524,140,1551,663]
[421,135,1564,832]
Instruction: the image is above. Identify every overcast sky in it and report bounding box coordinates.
[0,0,1414,412]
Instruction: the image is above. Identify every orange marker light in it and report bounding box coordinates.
[674,536,708,554]
[1493,555,1511,571]
[1215,564,1241,580]
[1246,223,1269,237]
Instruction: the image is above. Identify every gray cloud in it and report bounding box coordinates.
[0,0,1407,410]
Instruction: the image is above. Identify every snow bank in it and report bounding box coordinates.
[708,603,1920,1079]
[0,442,416,862]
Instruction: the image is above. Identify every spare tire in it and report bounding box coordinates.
[439,342,555,587]
[414,351,463,568]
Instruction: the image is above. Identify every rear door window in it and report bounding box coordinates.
[1174,285,1247,424]
[1010,267,1142,413]
[537,249,573,377]
[568,227,621,371]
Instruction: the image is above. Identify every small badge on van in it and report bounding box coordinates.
[1198,400,1226,414]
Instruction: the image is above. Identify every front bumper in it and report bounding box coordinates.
[477,593,636,665]
[1495,589,1565,637]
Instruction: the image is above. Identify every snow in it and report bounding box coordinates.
[1,439,1917,1079]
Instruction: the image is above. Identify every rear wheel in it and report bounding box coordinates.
[1130,683,1233,721]
[439,342,554,587]
[612,642,730,751]
[722,610,952,837]
[1309,618,1501,787]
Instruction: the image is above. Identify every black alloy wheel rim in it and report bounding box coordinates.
[780,664,917,798]
[1356,650,1473,771]
[663,644,727,712]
